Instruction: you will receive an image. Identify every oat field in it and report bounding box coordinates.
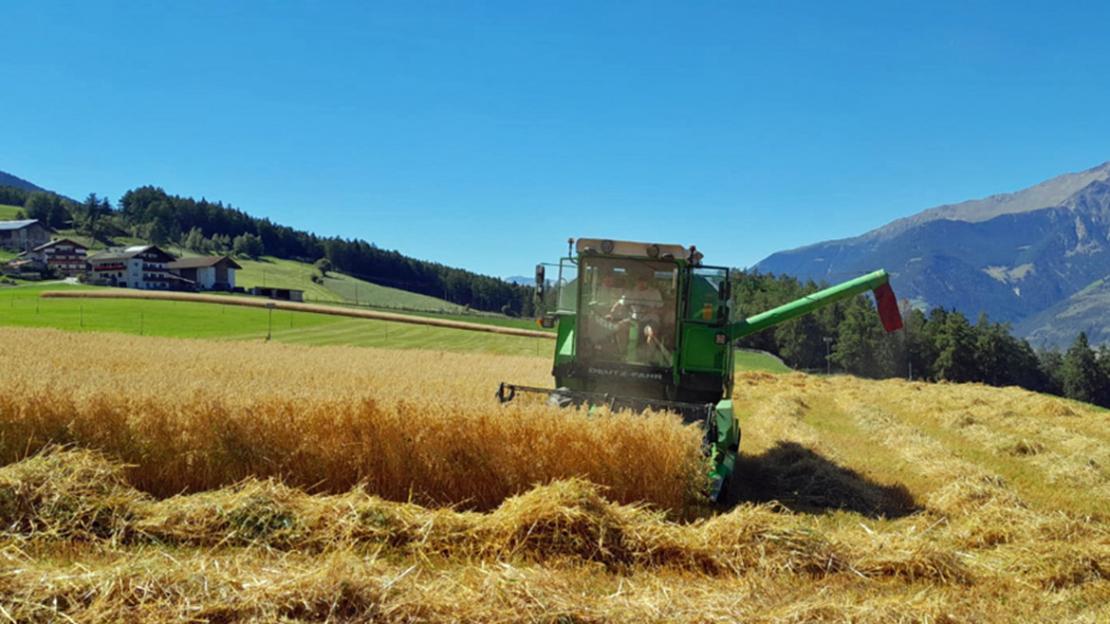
[0,327,1107,622]
[0,328,699,509]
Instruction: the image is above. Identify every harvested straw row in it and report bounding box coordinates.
[6,449,1108,624]
[3,334,1109,622]
[40,288,556,339]
[0,448,977,584]
[727,372,1109,577]
[833,379,1109,518]
[5,545,1088,624]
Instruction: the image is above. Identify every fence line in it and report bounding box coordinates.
[40,290,555,340]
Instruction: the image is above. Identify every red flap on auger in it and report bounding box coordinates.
[872,283,903,332]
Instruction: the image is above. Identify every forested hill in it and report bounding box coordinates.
[2,181,532,314]
[119,186,533,314]
[0,170,44,193]
[732,270,1110,409]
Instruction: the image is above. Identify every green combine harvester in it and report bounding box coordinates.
[497,238,904,500]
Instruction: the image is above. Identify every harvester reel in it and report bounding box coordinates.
[547,388,576,408]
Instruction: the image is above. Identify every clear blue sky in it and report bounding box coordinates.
[3,1,1109,277]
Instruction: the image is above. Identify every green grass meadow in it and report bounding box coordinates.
[734,349,791,373]
[0,204,23,220]
[0,284,553,357]
[0,282,785,370]
[233,257,544,331]
[235,256,464,312]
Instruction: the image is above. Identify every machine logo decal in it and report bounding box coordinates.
[586,367,665,381]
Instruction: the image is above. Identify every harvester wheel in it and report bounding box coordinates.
[714,464,746,508]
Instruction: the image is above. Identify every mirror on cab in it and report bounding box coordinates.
[535,264,545,299]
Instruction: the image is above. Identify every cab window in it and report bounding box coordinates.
[577,256,678,367]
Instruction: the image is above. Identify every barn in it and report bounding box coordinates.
[166,256,242,291]
[0,219,52,252]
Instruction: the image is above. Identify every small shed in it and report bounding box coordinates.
[250,286,305,302]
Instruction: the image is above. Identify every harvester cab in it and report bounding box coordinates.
[498,238,904,501]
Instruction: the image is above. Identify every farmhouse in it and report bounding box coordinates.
[26,238,89,277]
[166,256,241,291]
[86,245,184,290]
[0,219,52,252]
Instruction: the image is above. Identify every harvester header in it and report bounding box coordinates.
[499,237,903,501]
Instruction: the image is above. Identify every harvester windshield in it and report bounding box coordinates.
[578,256,678,368]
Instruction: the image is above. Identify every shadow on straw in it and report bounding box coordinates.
[721,441,920,519]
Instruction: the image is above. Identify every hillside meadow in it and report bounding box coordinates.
[0,327,1106,621]
[0,203,21,219]
[231,255,467,313]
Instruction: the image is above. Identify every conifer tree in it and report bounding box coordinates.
[183,227,206,252]
[932,311,977,382]
[1062,332,1104,405]
[831,299,882,377]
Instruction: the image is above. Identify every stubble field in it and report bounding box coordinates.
[0,327,1106,622]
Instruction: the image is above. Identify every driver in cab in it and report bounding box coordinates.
[604,272,669,363]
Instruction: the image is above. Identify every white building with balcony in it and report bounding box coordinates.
[86,245,185,290]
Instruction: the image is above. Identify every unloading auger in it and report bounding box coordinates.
[498,238,904,501]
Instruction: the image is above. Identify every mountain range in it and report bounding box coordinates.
[755,161,1110,348]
